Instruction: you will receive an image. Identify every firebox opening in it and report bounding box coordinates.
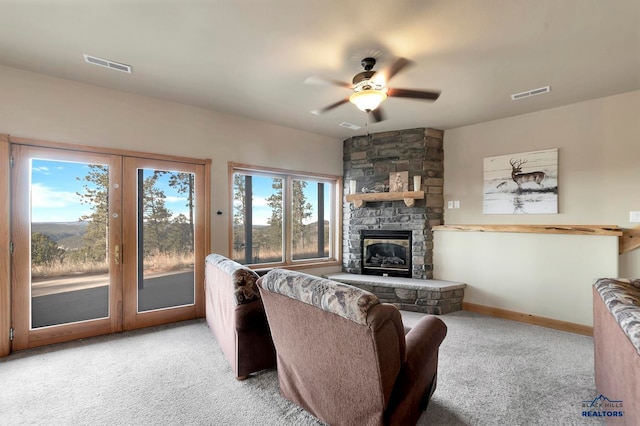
[361,230,412,278]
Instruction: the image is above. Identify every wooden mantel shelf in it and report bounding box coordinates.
[346,191,424,208]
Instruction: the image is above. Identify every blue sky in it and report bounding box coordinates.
[30,159,330,225]
[31,159,190,223]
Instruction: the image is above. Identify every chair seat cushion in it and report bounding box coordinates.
[259,269,379,325]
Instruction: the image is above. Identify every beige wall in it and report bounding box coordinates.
[434,231,618,326]
[438,90,640,325]
[4,63,639,326]
[0,65,344,274]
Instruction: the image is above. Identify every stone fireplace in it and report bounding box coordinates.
[343,128,444,280]
[361,230,412,278]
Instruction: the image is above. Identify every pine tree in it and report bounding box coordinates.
[142,171,172,255]
[266,178,283,250]
[167,172,195,252]
[76,164,109,262]
[31,232,64,265]
[232,174,246,252]
[292,180,312,253]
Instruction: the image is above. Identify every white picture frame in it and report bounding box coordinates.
[483,148,558,214]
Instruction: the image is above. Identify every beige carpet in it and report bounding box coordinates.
[0,310,603,425]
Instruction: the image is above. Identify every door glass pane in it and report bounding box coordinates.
[30,160,109,328]
[232,174,284,265]
[292,179,331,260]
[137,169,195,312]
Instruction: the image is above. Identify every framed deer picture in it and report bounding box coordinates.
[483,148,558,214]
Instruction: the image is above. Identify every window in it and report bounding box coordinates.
[230,163,341,267]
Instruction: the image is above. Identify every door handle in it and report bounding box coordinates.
[114,244,120,265]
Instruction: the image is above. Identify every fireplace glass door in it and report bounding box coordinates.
[361,230,412,277]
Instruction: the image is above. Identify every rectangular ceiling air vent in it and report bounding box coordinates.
[511,85,550,100]
[339,122,361,130]
[83,54,132,73]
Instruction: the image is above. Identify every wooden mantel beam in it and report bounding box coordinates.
[346,191,424,208]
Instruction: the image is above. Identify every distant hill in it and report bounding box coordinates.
[32,222,88,250]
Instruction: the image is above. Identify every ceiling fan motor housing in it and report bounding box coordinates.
[352,71,376,86]
[361,57,377,71]
[350,57,388,112]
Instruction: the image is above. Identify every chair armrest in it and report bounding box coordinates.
[234,300,269,331]
[386,315,447,425]
[404,315,447,368]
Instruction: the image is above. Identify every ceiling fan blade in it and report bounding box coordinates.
[304,75,352,89]
[385,57,413,81]
[370,107,385,123]
[372,57,413,85]
[387,88,441,101]
[311,97,350,115]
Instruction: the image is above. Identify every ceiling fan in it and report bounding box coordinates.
[308,57,441,123]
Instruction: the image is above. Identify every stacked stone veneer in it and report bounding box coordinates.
[343,128,444,279]
[372,285,464,314]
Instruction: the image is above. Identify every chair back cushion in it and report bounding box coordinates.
[259,268,380,325]
[594,278,640,355]
[205,254,260,305]
[257,269,407,425]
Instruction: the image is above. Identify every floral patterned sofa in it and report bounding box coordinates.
[204,254,276,380]
[257,269,447,426]
[593,278,640,425]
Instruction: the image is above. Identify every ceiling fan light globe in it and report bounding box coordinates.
[349,89,387,112]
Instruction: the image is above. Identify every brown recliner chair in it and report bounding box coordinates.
[257,269,447,426]
[204,254,276,380]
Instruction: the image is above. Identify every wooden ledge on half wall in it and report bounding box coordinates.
[433,224,640,254]
[432,224,622,236]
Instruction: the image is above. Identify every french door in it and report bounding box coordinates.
[10,144,207,350]
[121,156,206,330]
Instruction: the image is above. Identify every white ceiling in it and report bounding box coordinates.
[1,0,639,139]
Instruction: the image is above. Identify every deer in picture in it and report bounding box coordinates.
[509,158,546,189]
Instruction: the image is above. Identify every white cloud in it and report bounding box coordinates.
[31,183,81,208]
[252,196,271,207]
[165,196,186,203]
[32,166,50,175]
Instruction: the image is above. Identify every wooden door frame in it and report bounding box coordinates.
[10,145,123,350]
[2,135,211,356]
[0,135,10,357]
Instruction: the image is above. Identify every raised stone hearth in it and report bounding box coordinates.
[325,273,465,315]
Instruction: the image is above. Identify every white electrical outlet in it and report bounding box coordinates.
[454,200,460,209]
[630,211,640,223]
[447,201,454,209]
